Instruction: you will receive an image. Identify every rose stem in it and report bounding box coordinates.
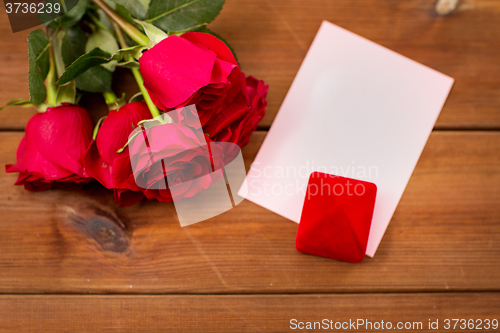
[130,69,161,118]
[113,22,161,118]
[51,31,66,79]
[46,43,58,107]
[92,0,150,46]
[103,91,123,111]
[88,11,108,32]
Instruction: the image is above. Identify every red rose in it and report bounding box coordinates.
[83,102,152,205]
[126,119,225,201]
[85,102,224,206]
[139,32,268,147]
[5,104,94,191]
[218,75,268,147]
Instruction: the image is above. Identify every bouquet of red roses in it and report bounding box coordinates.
[4,0,268,206]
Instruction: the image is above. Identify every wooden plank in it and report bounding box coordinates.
[210,0,500,129]
[0,16,35,130]
[0,293,499,332]
[0,131,498,293]
[1,0,500,129]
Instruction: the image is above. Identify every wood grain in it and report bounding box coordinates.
[0,0,499,326]
[0,131,498,294]
[1,0,500,130]
[0,293,499,332]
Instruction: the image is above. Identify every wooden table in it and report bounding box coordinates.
[0,0,499,331]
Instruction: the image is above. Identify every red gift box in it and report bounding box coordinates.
[296,172,377,263]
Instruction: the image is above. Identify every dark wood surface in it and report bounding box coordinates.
[0,0,499,331]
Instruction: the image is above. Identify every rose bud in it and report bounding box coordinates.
[139,32,268,148]
[5,104,94,191]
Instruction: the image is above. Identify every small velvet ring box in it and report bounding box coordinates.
[295,172,377,263]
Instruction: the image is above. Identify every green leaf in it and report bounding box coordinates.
[0,99,50,112]
[56,48,112,85]
[28,30,50,104]
[61,0,89,27]
[135,20,168,45]
[57,45,146,85]
[116,60,140,68]
[61,26,88,67]
[93,116,107,140]
[56,81,76,104]
[109,0,150,19]
[167,22,206,36]
[96,9,114,32]
[50,30,67,78]
[40,0,89,29]
[137,0,152,15]
[60,26,113,94]
[115,3,140,28]
[112,5,142,46]
[32,30,51,78]
[0,99,33,111]
[146,0,224,32]
[102,0,117,10]
[75,66,113,92]
[85,29,120,72]
[115,45,147,59]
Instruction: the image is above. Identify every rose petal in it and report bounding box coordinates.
[140,35,217,109]
[96,102,152,165]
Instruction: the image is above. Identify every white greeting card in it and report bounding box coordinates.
[240,21,454,256]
